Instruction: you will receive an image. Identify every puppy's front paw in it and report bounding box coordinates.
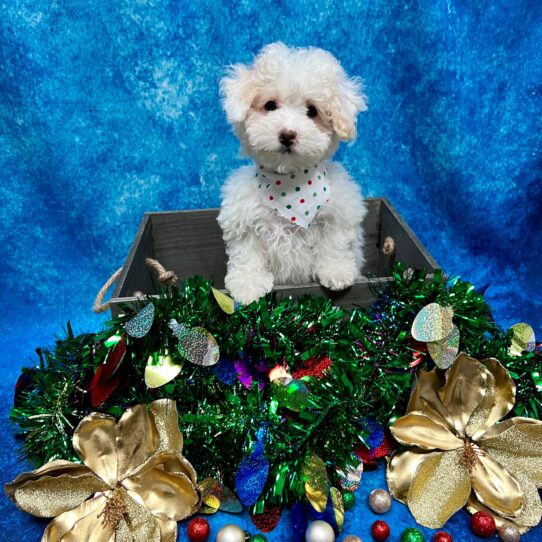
[225,271,274,305]
[317,263,357,291]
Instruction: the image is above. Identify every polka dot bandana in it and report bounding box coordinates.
[255,163,330,228]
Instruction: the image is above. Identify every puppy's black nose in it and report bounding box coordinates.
[279,130,297,147]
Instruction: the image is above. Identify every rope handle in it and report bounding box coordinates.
[92,258,178,314]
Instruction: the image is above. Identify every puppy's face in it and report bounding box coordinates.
[221,43,367,173]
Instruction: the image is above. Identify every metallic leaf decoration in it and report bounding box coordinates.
[169,319,219,366]
[125,303,155,338]
[411,303,454,342]
[90,334,127,407]
[273,379,309,412]
[199,477,243,514]
[212,287,238,314]
[427,324,460,369]
[336,461,364,492]
[235,427,269,507]
[330,487,344,531]
[144,350,183,388]
[508,322,536,357]
[302,453,328,513]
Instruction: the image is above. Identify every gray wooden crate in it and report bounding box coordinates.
[109,198,439,316]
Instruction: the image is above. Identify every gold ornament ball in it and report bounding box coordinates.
[305,520,336,542]
[368,489,392,514]
[498,524,521,542]
[216,524,246,542]
[343,536,363,542]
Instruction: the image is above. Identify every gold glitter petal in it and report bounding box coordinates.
[42,495,114,542]
[407,449,471,529]
[6,470,108,518]
[480,418,542,487]
[123,469,198,522]
[386,448,440,504]
[390,411,463,451]
[407,368,452,428]
[73,413,118,487]
[411,303,454,342]
[439,353,491,437]
[116,403,159,480]
[471,358,516,439]
[149,399,184,454]
[427,325,460,369]
[116,492,162,542]
[470,447,523,517]
[157,519,179,542]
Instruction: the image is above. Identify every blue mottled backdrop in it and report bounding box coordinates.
[1,1,541,540]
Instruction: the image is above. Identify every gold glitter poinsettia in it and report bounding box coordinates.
[6,399,199,542]
[386,353,542,532]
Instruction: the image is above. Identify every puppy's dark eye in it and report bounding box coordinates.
[264,100,277,111]
[307,105,318,118]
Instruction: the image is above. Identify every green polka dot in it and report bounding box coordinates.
[323,171,326,175]
[258,184,261,188]
[255,172,259,177]
[290,174,295,179]
[304,169,308,174]
[281,192,286,197]
[318,175,321,179]
[286,204,292,209]
[317,205,321,209]
[305,211,309,216]
[313,192,317,197]
[323,187,327,191]
[266,184,270,188]
[295,186,301,192]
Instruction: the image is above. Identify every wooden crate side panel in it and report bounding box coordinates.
[151,209,227,287]
[359,198,381,275]
[379,199,439,274]
[110,215,157,316]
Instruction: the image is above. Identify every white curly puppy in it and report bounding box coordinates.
[218,42,368,304]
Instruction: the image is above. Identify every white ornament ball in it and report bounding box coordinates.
[343,536,363,542]
[216,524,246,542]
[305,520,335,542]
[498,524,521,542]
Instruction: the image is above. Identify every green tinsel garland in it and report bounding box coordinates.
[11,263,541,511]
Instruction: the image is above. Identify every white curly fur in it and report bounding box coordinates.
[218,42,368,304]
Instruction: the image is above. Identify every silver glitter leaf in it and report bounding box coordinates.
[125,303,155,338]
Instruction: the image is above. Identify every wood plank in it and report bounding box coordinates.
[378,198,439,275]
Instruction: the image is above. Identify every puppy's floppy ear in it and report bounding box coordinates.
[330,76,367,142]
[220,64,257,125]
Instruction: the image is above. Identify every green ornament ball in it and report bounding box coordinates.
[401,528,425,542]
[342,491,355,510]
[250,536,268,542]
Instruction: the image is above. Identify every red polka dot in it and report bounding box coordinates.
[291,216,296,222]
[308,180,312,185]
[275,180,281,185]
[269,195,274,200]
[300,198,305,203]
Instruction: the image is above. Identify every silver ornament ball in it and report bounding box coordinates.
[343,536,363,542]
[305,520,335,542]
[368,488,392,514]
[498,524,521,542]
[216,524,246,542]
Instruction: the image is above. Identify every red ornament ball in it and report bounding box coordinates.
[187,517,211,542]
[471,511,496,538]
[371,520,391,541]
[433,533,453,542]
